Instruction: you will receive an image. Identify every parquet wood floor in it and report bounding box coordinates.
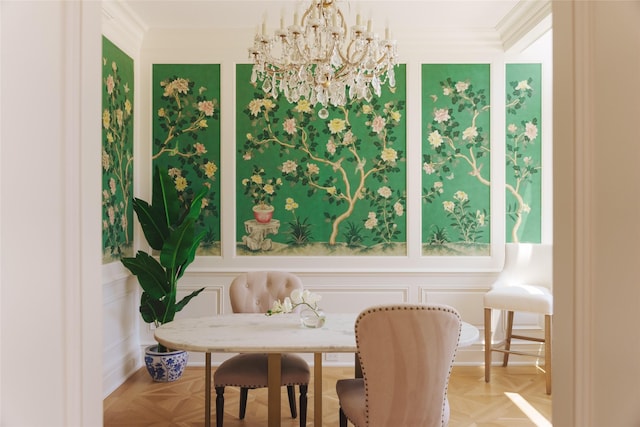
[104,365,551,426]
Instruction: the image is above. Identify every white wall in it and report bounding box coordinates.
[0,1,102,425]
[101,2,146,397]
[553,1,640,426]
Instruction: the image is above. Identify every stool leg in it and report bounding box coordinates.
[503,310,514,367]
[484,308,492,383]
[545,314,552,395]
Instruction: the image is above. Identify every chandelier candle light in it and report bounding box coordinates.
[249,0,398,107]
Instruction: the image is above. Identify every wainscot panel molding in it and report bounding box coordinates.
[103,275,140,397]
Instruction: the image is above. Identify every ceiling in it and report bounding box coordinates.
[120,0,522,33]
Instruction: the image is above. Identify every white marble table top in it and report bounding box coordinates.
[155,313,359,354]
[154,313,479,353]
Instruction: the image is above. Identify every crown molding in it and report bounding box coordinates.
[102,0,146,51]
[496,0,552,53]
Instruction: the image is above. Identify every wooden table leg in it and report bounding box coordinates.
[267,353,282,427]
[205,352,211,427]
[314,353,323,426]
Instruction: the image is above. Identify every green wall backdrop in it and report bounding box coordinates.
[102,37,134,263]
[505,63,542,243]
[152,64,221,255]
[421,64,491,256]
[236,64,407,256]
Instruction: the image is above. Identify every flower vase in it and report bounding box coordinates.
[252,204,274,223]
[299,308,326,328]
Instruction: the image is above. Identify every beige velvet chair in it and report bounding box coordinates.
[213,271,310,427]
[336,304,461,427]
[484,243,553,394]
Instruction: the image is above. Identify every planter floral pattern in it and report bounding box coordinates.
[144,345,188,382]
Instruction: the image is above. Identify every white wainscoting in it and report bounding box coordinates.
[105,268,551,397]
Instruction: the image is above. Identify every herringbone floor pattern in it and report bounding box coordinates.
[104,365,551,426]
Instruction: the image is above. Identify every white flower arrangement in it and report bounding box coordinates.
[266,289,322,316]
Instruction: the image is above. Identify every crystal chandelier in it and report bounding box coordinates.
[248,0,398,107]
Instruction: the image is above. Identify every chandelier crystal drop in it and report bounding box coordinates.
[249,0,398,107]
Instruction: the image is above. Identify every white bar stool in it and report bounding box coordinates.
[484,244,553,395]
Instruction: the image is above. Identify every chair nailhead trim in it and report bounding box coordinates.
[354,304,461,427]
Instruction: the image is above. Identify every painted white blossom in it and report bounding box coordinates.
[428,130,443,148]
[394,201,404,216]
[462,126,478,141]
[281,160,298,174]
[516,80,532,91]
[455,81,469,93]
[326,139,337,155]
[423,162,436,174]
[508,124,518,133]
[525,122,538,140]
[364,212,378,230]
[443,201,455,213]
[454,190,468,202]
[377,186,392,198]
[433,108,450,123]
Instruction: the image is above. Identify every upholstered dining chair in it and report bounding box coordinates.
[484,243,553,395]
[336,304,461,427]
[213,271,310,427]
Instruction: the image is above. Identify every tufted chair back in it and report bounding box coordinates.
[229,271,303,314]
[336,304,461,427]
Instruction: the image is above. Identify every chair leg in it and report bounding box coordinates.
[503,310,515,366]
[484,307,492,383]
[299,385,308,427]
[545,314,552,395]
[287,385,297,418]
[239,387,249,419]
[215,387,225,427]
[339,407,348,427]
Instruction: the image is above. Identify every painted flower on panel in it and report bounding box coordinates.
[328,118,346,134]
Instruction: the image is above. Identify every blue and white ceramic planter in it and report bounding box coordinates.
[144,345,188,382]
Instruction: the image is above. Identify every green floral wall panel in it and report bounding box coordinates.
[152,64,221,255]
[505,63,542,243]
[236,64,407,256]
[102,37,134,263]
[421,64,491,256]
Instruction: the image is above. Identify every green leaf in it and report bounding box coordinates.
[153,166,182,228]
[175,287,205,313]
[132,198,167,251]
[121,251,170,298]
[140,292,167,324]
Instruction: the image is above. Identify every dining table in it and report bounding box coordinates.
[154,312,479,427]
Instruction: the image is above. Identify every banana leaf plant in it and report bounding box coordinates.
[121,166,206,352]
